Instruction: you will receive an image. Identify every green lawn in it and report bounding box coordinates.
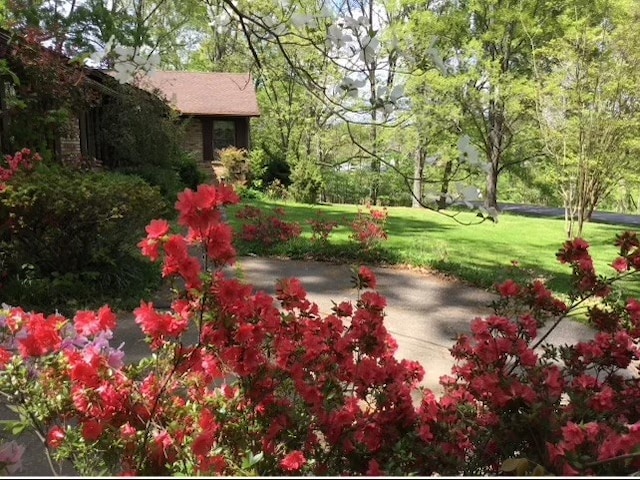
[228,197,640,299]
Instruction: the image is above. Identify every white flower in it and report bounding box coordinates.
[291,12,315,28]
[359,35,380,63]
[389,84,404,103]
[456,183,482,208]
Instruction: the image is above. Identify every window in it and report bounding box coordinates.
[213,120,235,153]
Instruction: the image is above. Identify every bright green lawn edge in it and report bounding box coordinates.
[227,198,640,299]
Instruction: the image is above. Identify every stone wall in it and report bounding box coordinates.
[59,117,81,161]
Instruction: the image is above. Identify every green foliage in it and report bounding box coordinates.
[174,154,206,191]
[0,165,165,314]
[248,147,291,189]
[96,85,195,203]
[289,159,324,204]
[99,87,182,169]
[1,32,100,159]
[118,164,185,209]
[323,169,412,207]
[218,146,249,186]
[227,198,636,299]
[534,0,640,236]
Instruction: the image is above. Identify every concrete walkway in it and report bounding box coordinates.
[237,257,595,393]
[15,256,596,476]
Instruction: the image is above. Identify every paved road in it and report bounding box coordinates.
[15,256,596,476]
[499,202,640,227]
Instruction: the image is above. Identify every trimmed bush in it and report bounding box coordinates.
[0,165,166,313]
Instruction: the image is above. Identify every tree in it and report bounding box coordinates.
[406,0,564,210]
[535,0,640,237]
[202,0,423,205]
[7,0,193,72]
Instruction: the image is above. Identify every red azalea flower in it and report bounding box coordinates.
[280,450,306,472]
[358,266,377,289]
[497,279,520,298]
[82,420,104,442]
[18,313,63,358]
[192,432,215,457]
[276,278,309,310]
[613,257,629,273]
[360,291,387,311]
[145,219,170,239]
[366,459,384,476]
[47,426,65,449]
[138,238,160,261]
[627,299,640,321]
[134,302,188,343]
[0,348,12,369]
[74,306,117,337]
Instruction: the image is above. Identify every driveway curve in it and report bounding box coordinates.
[237,256,595,394]
[13,255,596,476]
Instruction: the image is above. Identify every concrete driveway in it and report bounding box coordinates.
[13,255,596,476]
[237,257,595,393]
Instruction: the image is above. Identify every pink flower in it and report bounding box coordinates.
[74,306,117,337]
[612,257,629,273]
[0,441,24,474]
[280,450,306,472]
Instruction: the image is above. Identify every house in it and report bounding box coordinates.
[0,28,168,168]
[0,28,260,182]
[138,71,260,176]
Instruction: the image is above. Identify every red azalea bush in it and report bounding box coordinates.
[308,213,339,244]
[235,205,302,248]
[350,205,388,251]
[1,181,640,475]
[0,149,42,192]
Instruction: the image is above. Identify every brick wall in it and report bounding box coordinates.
[181,117,218,183]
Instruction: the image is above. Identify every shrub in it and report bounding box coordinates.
[219,147,250,186]
[309,212,339,244]
[235,205,302,248]
[265,179,289,200]
[248,147,291,188]
[290,159,323,204]
[118,164,185,208]
[174,154,207,191]
[98,86,184,173]
[4,185,640,476]
[350,205,388,251]
[0,165,165,313]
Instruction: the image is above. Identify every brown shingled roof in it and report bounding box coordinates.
[139,71,260,117]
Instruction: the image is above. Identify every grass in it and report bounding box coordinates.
[227,197,640,299]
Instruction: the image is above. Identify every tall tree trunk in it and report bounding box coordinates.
[485,101,503,210]
[412,147,426,208]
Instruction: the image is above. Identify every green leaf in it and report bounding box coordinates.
[0,419,28,436]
